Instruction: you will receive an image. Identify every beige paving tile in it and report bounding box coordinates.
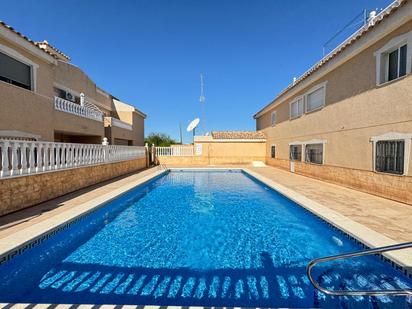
[248,166,412,244]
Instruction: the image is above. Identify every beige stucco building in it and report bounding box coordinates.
[0,21,146,145]
[254,0,412,204]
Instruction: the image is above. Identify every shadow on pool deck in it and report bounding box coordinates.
[1,252,411,308]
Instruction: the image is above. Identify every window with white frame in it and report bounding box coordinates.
[375,140,404,174]
[271,111,277,126]
[371,133,412,176]
[0,51,32,90]
[387,44,407,82]
[305,143,324,164]
[290,97,303,119]
[375,31,412,85]
[306,86,325,112]
[289,144,302,161]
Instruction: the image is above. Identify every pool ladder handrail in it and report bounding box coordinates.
[307,241,412,296]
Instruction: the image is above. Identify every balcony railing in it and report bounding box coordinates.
[54,97,103,122]
[106,117,133,131]
[156,146,195,156]
[0,139,146,178]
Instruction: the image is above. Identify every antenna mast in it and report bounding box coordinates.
[199,73,206,135]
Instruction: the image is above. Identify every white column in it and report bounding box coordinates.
[35,143,42,173]
[10,142,19,176]
[1,140,10,178]
[28,142,35,174]
[55,144,61,170]
[43,142,49,171]
[61,144,67,168]
[68,145,73,167]
[21,142,28,174]
[79,145,84,165]
[72,144,79,166]
[50,143,55,170]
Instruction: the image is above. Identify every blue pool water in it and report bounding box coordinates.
[0,170,411,308]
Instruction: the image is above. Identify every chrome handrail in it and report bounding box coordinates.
[307,241,412,296]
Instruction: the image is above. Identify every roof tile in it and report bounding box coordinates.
[211,131,266,140]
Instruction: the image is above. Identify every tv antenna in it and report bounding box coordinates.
[199,74,206,134]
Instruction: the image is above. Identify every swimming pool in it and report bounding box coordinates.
[0,170,411,308]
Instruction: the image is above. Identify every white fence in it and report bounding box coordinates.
[54,97,103,122]
[0,140,146,178]
[156,146,195,157]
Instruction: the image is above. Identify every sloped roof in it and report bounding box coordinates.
[35,40,70,61]
[254,0,406,118]
[0,20,69,61]
[211,131,266,140]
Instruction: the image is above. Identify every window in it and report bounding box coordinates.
[387,44,407,82]
[289,145,302,161]
[375,31,412,85]
[290,97,303,119]
[375,140,404,174]
[271,145,276,158]
[306,86,325,112]
[305,143,323,164]
[271,111,277,126]
[0,51,31,90]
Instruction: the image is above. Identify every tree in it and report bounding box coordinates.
[145,132,178,146]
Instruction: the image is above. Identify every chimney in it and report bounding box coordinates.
[367,10,377,26]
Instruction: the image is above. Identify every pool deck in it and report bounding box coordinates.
[0,164,411,267]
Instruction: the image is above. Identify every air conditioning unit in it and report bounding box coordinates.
[65,91,75,102]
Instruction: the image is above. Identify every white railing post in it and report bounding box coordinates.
[1,140,10,178]
[80,144,85,165]
[10,142,19,176]
[21,142,28,174]
[75,144,80,166]
[61,144,66,168]
[43,142,49,171]
[28,142,35,174]
[55,143,61,170]
[68,145,74,167]
[50,143,55,170]
[88,145,93,164]
[35,143,41,173]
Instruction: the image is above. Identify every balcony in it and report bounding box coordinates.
[54,97,103,122]
[104,117,133,131]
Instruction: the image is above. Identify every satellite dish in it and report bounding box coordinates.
[187,118,200,133]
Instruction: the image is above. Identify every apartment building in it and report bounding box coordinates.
[254,0,412,204]
[0,21,146,145]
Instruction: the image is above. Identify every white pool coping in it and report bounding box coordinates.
[0,166,411,308]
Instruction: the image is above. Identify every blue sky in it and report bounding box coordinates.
[2,0,392,143]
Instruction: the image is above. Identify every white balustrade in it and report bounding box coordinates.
[155,146,196,157]
[0,140,146,179]
[54,97,103,122]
